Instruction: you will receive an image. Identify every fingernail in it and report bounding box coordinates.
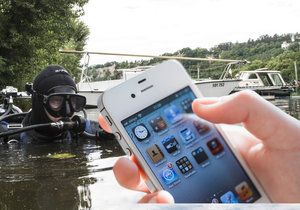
[194,97,220,105]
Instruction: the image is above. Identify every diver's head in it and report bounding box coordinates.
[31,65,86,125]
[41,85,86,121]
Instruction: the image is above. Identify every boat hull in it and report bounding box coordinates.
[194,79,241,97]
[232,86,293,97]
[79,79,241,107]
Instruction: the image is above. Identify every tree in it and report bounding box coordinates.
[0,0,89,89]
[267,51,300,82]
[85,33,299,83]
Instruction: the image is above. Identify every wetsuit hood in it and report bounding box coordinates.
[29,65,77,138]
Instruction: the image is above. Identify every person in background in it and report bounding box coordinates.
[104,90,300,203]
[0,64,114,144]
[20,65,87,143]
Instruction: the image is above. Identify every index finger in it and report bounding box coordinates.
[192,90,300,150]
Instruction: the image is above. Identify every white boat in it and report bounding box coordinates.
[77,65,240,107]
[232,68,293,96]
[193,79,240,97]
[77,66,145,107]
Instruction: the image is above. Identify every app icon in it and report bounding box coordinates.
[179,128,196,144]
[192,147,209,164]
[149,116,167,132]
[207,138,224,155]
[176,156,193,174]
[235,181,253,202]
[159,163,179,185]
[146,144,164,163]
[181,98,193,113]
[193,120,210,135]
[162,136,180,154]
[164,105,182,124]
[220,191,239,203]
[132,124,150,141]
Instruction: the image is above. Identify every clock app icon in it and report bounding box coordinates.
[133,124,150,141]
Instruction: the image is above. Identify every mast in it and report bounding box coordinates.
[59,50,242,63]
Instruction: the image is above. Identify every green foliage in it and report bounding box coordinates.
[0,0,89,89]
[87,33,300,83]
[267,51,300,82]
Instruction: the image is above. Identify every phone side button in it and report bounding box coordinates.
[125,148,132,156]
[115,132,122,140]
[105,115,113,126]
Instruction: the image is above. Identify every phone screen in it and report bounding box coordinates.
[121,86,261,203]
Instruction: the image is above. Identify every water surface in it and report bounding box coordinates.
[0,96,299,209]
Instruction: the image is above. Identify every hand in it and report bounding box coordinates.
[112,90,300,203]
[113,155,175,203]
[98,114,112,133]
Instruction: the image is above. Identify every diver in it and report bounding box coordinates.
[0,65,114,143]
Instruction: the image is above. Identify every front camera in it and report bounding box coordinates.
[131,93,136,98]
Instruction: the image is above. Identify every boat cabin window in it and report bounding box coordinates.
[239,72,249,80]
[248,73,258,79]
[270,73,284,86]
[259,73,273,86]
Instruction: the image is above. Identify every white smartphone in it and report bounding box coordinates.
[98,60,270,203]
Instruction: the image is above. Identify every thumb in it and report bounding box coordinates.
[98,114,112,133]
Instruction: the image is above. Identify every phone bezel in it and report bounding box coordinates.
[100,60,270,203]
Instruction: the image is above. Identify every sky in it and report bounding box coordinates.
[81,0,300,65]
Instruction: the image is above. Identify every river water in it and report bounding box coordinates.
[0,95,299,209]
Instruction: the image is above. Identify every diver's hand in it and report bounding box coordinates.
[112,90,300,203]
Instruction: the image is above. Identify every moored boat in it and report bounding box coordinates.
[77,66,241,107]
[232,68,293,96]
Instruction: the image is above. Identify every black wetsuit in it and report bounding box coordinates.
[0,65,111,144]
